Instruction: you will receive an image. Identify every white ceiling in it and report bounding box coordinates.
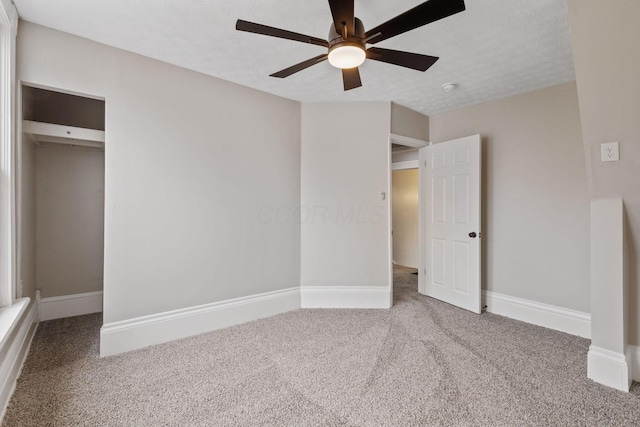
[13,0,575,117]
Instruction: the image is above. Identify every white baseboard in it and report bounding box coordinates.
[100,287,300,357]
[483,290,591,338]
[300,286,391,309]
[39,291,103,321]
[587,345,630,391]
[0,299,38,423]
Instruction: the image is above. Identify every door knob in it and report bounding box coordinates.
[469,232,477,238]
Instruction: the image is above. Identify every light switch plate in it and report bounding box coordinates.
[601,142,619,162]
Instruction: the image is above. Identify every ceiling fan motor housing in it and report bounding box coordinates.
[328,17,365,49]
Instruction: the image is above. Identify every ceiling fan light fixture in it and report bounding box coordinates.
[328,44,366,69]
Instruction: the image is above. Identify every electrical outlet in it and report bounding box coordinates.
[601,142,619,162]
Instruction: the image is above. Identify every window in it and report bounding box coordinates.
[0,0,18,307]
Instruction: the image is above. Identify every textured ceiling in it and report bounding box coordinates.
[13,0,575,116]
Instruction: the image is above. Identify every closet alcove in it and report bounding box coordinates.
[20,85,106,321]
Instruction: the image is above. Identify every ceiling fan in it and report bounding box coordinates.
[236,0,466,91]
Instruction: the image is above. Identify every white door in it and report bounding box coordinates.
[419,135,481,314]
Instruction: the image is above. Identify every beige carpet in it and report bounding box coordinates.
[4,266,640,426]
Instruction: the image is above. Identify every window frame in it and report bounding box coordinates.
[0,0,18,308]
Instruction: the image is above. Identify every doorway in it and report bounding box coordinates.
[389,134,482,312]
[389,134,427,303]
[19,84,106,321]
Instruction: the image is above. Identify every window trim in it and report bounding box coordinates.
[0,0,18,308]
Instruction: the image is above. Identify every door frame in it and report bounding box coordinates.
[16,81,107,304]
[388,133,428,303]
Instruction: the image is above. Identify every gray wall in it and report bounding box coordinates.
[392,169,419,268]
[20,135,36,300]
[301,102,390,289]
[568,0,640,345]
[17,21,301,323]
[430,82,590,312]
[35,144,104,298]
[391,103,429,141]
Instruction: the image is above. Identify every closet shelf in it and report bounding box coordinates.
[23,120,105,149]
